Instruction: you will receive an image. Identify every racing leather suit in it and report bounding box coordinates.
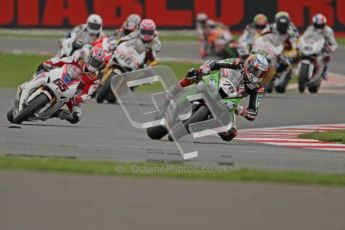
[35,53,100,123]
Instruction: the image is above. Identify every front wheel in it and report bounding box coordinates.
[167,105,210,141]
[147,125,168,140]
[96,76,113,104]
[13,94,50,124]
[7,109,14,123]
[308,82,321,94]
[298,63,309,93]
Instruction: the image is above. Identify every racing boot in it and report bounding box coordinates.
[218,127,238,142]
[321,65,328,80]
[54,109,80,124]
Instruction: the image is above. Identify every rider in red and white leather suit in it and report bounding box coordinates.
[302,13,338,80]
[34,47,106,123]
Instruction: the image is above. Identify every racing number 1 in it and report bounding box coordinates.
[53,78,68,92]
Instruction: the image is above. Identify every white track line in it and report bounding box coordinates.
[236,124,345,152]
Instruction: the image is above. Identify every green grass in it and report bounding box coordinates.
[0,53,50,87]
[0,52,199,88]
[139,61,200,91]
[160,34,198,42]
[337,37,345,46]
[299,130,345,144]
[1,155,345,186]
[1,30,344,46]
[0,31,62,39]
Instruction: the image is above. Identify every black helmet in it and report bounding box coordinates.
[275,12,290,34]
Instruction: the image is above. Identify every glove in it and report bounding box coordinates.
[36,63,53,73]
[244,108,257,121]
[199,60,216,74]
[185,68,200,82]
[72,40,83,49]
[235,105,247,116]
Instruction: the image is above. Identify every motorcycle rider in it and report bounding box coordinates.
[203,20,234,59]
[91,14,142,58]
[259,11,299,89]
[58,14,104,58]
[173,54,268,141]
[239,14,269,52]
[105,19,161,69]
[113,14,142,40]
[26,47,106,123]
[196,13,209,58]
[302,13,338,80]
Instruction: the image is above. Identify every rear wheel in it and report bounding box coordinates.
[298,64,309,93]
[13,94,50,124]
[167,105,210,141]
[7,109,14,123]
[275,71,291,94]
[105,94,117,103]
[308,80,321,94]
[147,125,168,140]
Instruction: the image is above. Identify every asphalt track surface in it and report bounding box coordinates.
[1,36,345,230]
[1,37,345,171]
[1,88,345,172]
[0,36,344,74]
[1,171,345,230]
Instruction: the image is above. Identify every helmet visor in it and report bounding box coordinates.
[255,24,266,30]
[88,22,101,31]
[87,57,103,72]
[314,23,325,29]
[246,64,264,83]
[140,29,154,36]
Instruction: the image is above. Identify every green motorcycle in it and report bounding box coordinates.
[146,69,242,141]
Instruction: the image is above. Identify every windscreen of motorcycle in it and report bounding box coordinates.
[114,41,146,70]
[299,33,325,56]
[252,34,283,63]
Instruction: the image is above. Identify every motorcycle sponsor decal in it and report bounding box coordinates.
[53,78,69,92]
[1,0,344,31]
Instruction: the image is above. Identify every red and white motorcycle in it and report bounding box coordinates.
[297,33,326,93]
[7,65,81,124]
[96,40,146,104]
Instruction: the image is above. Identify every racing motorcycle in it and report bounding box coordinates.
[273,49,297,94]
[7,66,81,124]
[146,69,241,141]
[96,41,145,104]
[251,33,284,92]
[297,33,326,93]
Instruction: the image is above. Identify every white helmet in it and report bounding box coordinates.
[123,14,142,35]
[196,13,208,25]
[86,14,103,35]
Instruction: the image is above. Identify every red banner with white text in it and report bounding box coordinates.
[0,0,344,32]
